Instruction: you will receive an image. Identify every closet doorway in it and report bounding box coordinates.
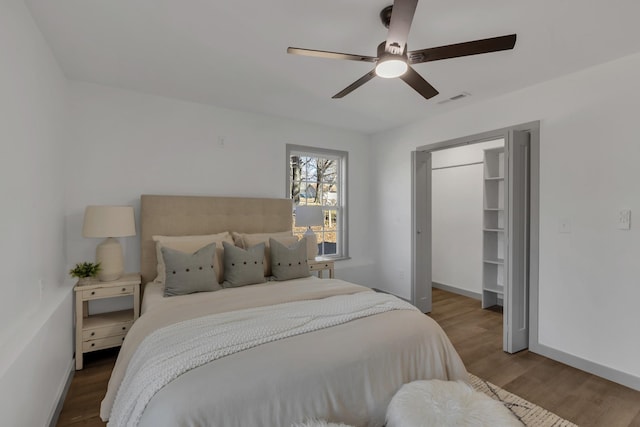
[411,122,539,354]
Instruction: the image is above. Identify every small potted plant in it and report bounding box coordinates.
[69,262,101,285]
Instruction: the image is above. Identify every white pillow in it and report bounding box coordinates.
[231,231,294,249]
[153,232,233,284]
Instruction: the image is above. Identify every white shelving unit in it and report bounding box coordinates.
[482,147,505,309]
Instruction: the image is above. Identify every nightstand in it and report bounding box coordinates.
[74,273,141,370]
[309,260,335,279]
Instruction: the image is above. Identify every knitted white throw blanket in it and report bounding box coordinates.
[108,292,417,427]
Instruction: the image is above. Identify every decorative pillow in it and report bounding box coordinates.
[153,232,233,284]
[242,234,299,276]
[161,243,221,297]
[222,241,267,288]
[231,231,294,249]
[270,237,311,281]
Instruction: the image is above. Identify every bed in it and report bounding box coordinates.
[100,195,467,427]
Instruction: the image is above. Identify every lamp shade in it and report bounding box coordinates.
[82,206,136,238]
[295,205,324,227]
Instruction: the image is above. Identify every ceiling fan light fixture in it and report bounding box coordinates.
[375,55,408,78]
[287,1,517,100]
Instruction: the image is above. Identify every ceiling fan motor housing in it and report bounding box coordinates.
[377,41,407,58]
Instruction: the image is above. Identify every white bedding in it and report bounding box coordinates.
[102,277,467,426]
[140,282,164,314]
[110,292,417,426]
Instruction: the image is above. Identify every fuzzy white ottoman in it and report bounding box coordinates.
[386,380,521,427]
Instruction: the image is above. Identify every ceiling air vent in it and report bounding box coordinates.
[437,92,471,105]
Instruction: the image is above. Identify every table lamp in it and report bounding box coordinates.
[82,205,136,281]
[295,205,324,260]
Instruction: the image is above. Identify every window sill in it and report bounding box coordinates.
[315,256,350,262]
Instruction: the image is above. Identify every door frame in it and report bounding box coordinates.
[411,121,540,348]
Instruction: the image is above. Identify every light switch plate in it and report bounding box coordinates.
[618,209,631,230]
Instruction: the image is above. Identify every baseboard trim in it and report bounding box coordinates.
[530,342,640,392]
[433,282,639,392]
[48,358,75,427]
[432,282,482,301]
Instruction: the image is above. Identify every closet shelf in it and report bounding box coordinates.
[483,283,504,295]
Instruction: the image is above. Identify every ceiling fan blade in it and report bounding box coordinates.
[399,66,439,100]
[408,34,517,64]
[287,47,377,63]
[332,70,377,98]
[385,0,418,55]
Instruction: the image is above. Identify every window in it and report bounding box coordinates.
[286,145,348,259]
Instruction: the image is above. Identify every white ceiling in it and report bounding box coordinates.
[25,0,640,134]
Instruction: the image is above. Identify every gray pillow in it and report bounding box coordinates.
[161,243,221,297]
[222,241,267,288]
[270,237,311,281]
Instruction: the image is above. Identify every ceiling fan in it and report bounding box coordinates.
[287,0,516,100]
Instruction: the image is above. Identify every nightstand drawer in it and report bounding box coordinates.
[308,260,334,279]
[82,284,134,300]
[309,262,332,270]
[83,334,126,352]
[82,321,133,341]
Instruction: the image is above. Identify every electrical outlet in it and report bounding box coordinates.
[618,209,631,230]
[559,218,571,233]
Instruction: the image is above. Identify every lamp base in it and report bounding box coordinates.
[303,227,318,260]
[96,237,124,281]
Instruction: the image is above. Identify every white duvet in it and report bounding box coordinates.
[101,277,467,427]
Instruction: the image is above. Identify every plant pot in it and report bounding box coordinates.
[77,277,93,286]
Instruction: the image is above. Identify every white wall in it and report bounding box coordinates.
[65,82,375,307]
[0,0,73,425]
[431,140,503,295]
[371,52,640,388]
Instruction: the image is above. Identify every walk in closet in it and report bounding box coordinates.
[414,123,537,354]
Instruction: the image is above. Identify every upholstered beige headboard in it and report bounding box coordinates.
[140,195,293,285]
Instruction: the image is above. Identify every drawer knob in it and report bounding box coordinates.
[122,337,125,341]
[91,291,95,295]
[91,343,95,347]
[122,326,126,330]
[122,288,126,292]
[91,332,95,337]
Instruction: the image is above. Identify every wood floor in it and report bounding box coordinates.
[56,289,640,426]
[429,288,640,427]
